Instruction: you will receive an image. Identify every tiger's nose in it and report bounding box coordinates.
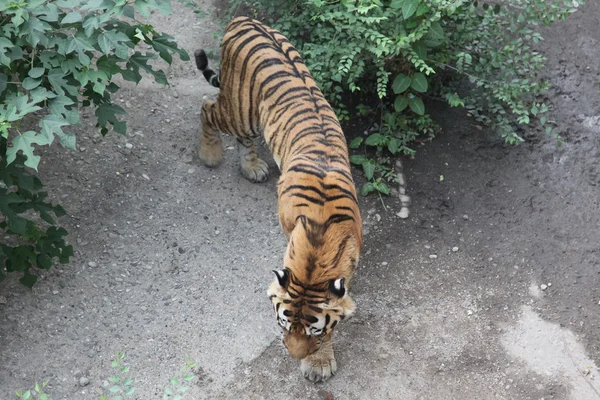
[284,333,310,359]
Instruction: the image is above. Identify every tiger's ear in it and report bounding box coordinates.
[329,277,346,297]
[273,269,289,287]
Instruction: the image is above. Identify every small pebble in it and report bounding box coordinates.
[142,174,150,180]
[429,254,438,259]
[88,261,98,268]
[463,214,469,220]
[381,262,388,266]
[424,245,431,249]
[52,290,59,295]
[452,247,459,252]
[396,208,409,219]
[79,377,90,387]
[467,310,473,315]
[540,284,548,291]
[0,296,7,304]
[187,168,195,174]
[125,143,133,149]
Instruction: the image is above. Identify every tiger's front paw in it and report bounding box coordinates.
[300,355,337,383]
[241,157,269,183]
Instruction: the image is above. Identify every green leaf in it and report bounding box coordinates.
[394,95,408,112]
[0,38,15,66]
[426,22,445,41]
[124,387,135,395]
[61,12,82,23]
[360,182,376,196]
[164,387,174,395]
[97,30,131,58]
[23,16,50,48]
[150,33,190,64]
[392,74,411,94]
[389,0,402,9]
[402,0,419,19]
[362,161,375,180]
[109,385,122,393]
[40,114,75,148]
[28,68,45,78]
[6,131,50,170]
[22,77,42,90]
[66,35,94,66]
[170,377,180,385]
[410,73,428,93]
[409,97,425,115]
[387,137,401,154]
[96,103,127,134]
[350,154,367,165]
[123,52,168,85]
[183,374,195,381]
[349,137,363,149]
[374,181,390,195]
[365,133,384,146]
[416,2,429,16]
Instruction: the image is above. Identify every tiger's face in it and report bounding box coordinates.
[267,269,356,359]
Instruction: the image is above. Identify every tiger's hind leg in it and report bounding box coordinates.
[199,100,224,167]
[300,334,337,382]
[237,137,269,183]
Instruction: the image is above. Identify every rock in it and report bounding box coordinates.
[467,310,473,316]
[88,261,98,268]
[463,214,469,220]
[452,247,459,252]
[396,208,409,219]
[125,143,133,149]
[429,254,438,259]
[52,290,59,295]
[79,377,90,387]
[540,284,548,291]
[0,296,7,304]
[381,262,388,266]
[318,390,335,400]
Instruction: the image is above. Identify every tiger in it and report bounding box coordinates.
[194,16,363,382]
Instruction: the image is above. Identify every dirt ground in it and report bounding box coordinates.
[1,1,600,399]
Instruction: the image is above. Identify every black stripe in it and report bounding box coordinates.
[290,193,324,206]
[281,184,325,198]
[335,206,356,214]
[325,214,355,228]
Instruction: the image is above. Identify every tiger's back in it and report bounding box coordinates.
[195,16,362,382]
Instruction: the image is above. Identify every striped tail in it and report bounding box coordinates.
[194,49,220,88]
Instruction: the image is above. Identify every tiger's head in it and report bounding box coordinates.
[267,219,360,359]
[267,270,356,359]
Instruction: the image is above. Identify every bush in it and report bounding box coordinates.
[0,0,189,286]
[227,0,582,195]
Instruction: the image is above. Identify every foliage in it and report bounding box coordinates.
[15,381,50,400]
[226,0,582,195]
[162,358,197,400]
[0,0,189,286]
[17,354,198,400]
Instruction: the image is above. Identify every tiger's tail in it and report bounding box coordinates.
[194,49,220,88]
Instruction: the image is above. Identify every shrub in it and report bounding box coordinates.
[0,0,189,286]
[227,0,582,195]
